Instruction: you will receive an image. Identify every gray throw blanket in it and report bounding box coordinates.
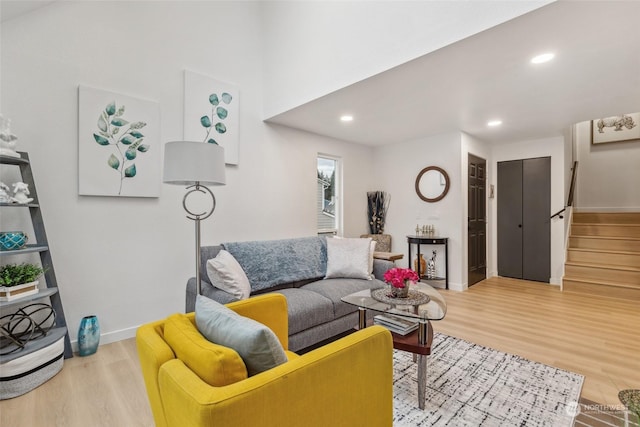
[223,237,327,292]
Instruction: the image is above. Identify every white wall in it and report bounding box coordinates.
[261,1,552,118]
[1,1,375,346]
[490,136,565,284]
[574,120,640,211]
[372,132,465,290]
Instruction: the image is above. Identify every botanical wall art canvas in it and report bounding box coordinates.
[184,70,239,165]
[591,112,640,144]
[78,86,160,197]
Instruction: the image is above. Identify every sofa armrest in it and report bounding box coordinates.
[373,258,394,281]
[186,277,239,312]
[157,325,393,427]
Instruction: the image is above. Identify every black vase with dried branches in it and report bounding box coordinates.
[367,191,390,234]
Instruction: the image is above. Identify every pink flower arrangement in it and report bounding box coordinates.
[383,267,419,289]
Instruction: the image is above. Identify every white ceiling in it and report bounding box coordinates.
[266,1,640,146]
[0,1,56,22]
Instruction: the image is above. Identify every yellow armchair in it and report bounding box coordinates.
[136,293,393,427]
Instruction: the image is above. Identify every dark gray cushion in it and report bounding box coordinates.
[301,278,385,318]
[271,288,334,335]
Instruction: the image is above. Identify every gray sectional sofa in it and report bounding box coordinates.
[186,236,394,352]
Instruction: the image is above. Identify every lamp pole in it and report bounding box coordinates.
[182,182,216,295]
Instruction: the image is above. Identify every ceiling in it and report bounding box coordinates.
[266,1,640,146]
[0,1,56,22]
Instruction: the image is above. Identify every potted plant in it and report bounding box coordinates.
[0,262,44,301]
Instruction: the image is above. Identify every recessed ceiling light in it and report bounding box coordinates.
[530,53,555,64]
[340,115,353,122]
[487,120,502,127]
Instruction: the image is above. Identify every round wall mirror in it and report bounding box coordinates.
[415,166,450,202]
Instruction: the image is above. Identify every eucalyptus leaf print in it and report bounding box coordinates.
[105,102,117,116]
[124,164,137,178]
[183,72,239,165]
[93,100,150,195]
[108,154,120,170]
[93,134,110,145]
[216,107,227,120]
[215,123,226,134]
[125,147,137,160]
[200,91,233,144]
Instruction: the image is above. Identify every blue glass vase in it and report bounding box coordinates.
[78,315,100,356]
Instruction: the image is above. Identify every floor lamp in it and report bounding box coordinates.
[163,141,226,295]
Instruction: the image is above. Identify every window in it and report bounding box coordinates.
[317,155,341,236]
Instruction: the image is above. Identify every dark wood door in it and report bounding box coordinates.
[468,154,486,286]
[497,157,551,282]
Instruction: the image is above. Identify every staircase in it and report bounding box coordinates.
[564,212,640,300]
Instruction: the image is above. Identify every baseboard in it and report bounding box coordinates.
[70,325,139,353]
[448,282,466,291]
[549,277,561,286]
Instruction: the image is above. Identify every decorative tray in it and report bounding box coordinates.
[371,288,430,306]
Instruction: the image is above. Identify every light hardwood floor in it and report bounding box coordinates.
[436,277,640,407]
[0,334,154,427]
[1,277,638,426]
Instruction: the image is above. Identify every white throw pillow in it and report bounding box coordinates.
[368,239,377,278]
[206,250,251,300]
[325,237,373,280]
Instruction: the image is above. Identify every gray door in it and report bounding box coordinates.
[497,157,551,282]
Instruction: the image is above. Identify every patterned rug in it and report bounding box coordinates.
[393,333,584,426]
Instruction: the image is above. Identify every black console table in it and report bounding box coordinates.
[407,235,448,289]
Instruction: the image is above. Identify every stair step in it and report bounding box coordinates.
[569,235,640,252]
[571,223,640,238]
[564,211,640,300]
[565,262,640,287]
[573,212,640,224]
[563,278,640,301]
[567,248,640,268]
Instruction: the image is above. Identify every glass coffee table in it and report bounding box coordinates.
[341,281,447,410]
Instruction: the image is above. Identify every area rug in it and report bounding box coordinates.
[393,333,584,426]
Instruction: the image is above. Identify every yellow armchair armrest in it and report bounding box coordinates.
[158,325,393,427]
[136,321,176,427]
[225,293,289,350]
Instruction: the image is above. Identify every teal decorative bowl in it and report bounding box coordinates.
[0,231,28,251]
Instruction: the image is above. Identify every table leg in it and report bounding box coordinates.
[418,320,429,345]
[418,353,428,410]
[412,305,419,363]
[358,307,367,330]
[417,320,430,409]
